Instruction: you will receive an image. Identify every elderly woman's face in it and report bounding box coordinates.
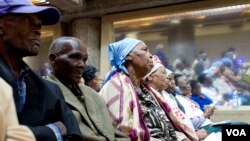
[129,43,154,76]
[178,76,192,97]
[150,66,169,91]
[166,74,175,93]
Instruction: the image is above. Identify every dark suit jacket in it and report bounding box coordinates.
[0,58,83,141]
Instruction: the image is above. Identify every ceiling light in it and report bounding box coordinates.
[170,19,181,24]
[196,15,206,20]
[114,4,250,28]
[30,0,49,4]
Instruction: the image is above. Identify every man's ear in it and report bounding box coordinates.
[0,28,3,36]
[49,54,57,65]
[0,21,3,36]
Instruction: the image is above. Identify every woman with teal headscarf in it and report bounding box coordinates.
[104,38,143,83]
[99,38,179,141]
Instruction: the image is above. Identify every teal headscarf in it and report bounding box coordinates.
[221,58,233,68]
[104,38,142,83]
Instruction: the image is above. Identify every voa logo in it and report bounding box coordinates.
[226,129,246,136]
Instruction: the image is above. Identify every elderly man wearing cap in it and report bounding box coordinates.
[0,0,83,141]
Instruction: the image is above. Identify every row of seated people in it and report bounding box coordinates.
[172,54,250,107]
[2,33,248,141]
[98,38,249,141]
[194,59,250,108]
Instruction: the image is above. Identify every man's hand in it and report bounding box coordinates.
[196,129,208,140]
[182,138,191,141]
[204,106,215,118]
[54,121,67,135]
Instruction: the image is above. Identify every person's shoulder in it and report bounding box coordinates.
[104,72,124,86]
[30,71,58,87]
[0,78,12,105]
[38,74,58,87]
[176,94,186,100]
[29,72,64,97]
[0,78,11,89]
[79,84,99,96]
[79,84,106,103]
[191,94,198,99]
[43,78,59,87]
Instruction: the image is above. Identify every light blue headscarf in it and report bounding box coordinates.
[211,60,223,68]
[104,38,142,83]
[212,58,232,68]
[221,58,233,68]
[205,60,223,77]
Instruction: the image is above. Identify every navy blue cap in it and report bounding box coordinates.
[0,0,60,25]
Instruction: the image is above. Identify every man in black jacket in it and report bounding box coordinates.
[0,0,83,141]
